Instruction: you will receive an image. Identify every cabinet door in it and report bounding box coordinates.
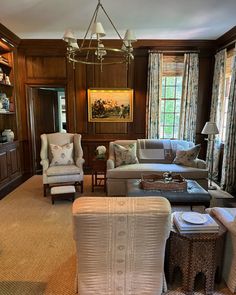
[8,145,20,179]
[0,150,8,184]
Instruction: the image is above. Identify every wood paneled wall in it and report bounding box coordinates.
[16,39,217,172]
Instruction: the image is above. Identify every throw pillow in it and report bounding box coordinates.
[50,143,74,166]
[113,143,138,167]
[173,144,201,167]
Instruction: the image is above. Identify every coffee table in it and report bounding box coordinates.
[126,179,211,208]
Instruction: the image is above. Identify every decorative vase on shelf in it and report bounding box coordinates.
[2,129,14,142]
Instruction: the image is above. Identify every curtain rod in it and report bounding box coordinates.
[148,49,200,54]
[217,39,236,53]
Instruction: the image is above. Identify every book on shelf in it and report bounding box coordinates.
[173,212,219,234]
[0,55,9,63]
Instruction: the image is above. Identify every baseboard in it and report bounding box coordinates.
[0,173,31,199]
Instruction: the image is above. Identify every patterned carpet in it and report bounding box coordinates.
[0,175,233,295]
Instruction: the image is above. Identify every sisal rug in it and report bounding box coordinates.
[0,175,233,295]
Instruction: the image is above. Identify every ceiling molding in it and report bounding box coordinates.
[0,23,21,47]
[216,26,236,49]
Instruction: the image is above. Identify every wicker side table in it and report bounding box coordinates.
[168,224,226,294]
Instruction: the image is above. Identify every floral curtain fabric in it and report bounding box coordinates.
[206,49,227,180]
[146,52,163,139]
[221,45,236,193]
[179,53,199,142]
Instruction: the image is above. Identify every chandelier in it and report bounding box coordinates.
[63,0,136,70]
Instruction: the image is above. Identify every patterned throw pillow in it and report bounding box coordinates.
[50,143,74,166]
[113,143,138,167]
[173,144,201,167]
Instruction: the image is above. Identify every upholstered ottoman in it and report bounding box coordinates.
[127,179,211,208]
[50,185,76,204]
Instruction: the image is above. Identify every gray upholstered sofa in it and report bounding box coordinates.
[106,139,208,196]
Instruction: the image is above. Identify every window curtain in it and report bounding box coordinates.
[206,49,227,180]
[179,53,199,142]
[146,52,163,139]
[221,45,236,193]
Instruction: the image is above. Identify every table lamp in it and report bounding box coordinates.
[201,122,219,190]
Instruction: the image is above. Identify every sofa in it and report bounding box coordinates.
[106,139,208,196]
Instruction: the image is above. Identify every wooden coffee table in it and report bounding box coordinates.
[126,179,211,208]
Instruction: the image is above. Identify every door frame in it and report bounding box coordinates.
[26,84,67,175]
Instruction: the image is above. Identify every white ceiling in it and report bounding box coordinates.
[0,0,235,40]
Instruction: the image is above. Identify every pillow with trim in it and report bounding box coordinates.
[50,143,74,166]
[113,143,139,167]
[173,144,201,167]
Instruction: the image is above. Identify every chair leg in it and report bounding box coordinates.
[80,181,83,193]
[44,184,48,197]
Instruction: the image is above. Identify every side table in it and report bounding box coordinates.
[91,158,107,192]
[168,223,226,294]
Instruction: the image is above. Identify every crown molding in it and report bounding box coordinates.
[0,23,21,47]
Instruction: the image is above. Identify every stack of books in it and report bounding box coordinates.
[173,212,219,234]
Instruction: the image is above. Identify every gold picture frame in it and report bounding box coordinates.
[88,88,133,122]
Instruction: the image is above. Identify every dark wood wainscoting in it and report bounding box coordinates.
[17,39,217,174]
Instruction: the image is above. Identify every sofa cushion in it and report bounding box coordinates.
[137,139,173,163]
[173,144,201,167]
[113,143,138,167]
[46,164,81,176]
[170,140,195,157]
[107,163,208,180]
[50,143,74,166]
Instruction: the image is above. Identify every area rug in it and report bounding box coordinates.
[0,175,233,295]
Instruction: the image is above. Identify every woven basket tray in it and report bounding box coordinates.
[140,174,187,191]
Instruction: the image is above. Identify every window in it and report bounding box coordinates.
[220,49,234,142]
[159,55,184,139]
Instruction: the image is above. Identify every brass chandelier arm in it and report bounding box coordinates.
[81,2,100,49]
[99,3,124,41]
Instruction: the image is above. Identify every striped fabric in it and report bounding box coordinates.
[73,197,171,295]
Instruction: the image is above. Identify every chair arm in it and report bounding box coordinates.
[195,158,207,169]
[107,158,115,170]
[75,157,85,170]
[40,159,49,171]
[206,207,236,235]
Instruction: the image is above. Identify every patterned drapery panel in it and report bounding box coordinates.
[179,53,199,142]
[221,46,236,193]
[146,52,163,139]
[206,49,227,180]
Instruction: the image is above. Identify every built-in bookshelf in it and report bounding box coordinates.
[0,38,17,140]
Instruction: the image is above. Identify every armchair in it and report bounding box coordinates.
[72,196,171,295]
[40,132,84,196]
[206,207,236,293]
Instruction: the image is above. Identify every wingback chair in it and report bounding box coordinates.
[40,133,84,196]
[206,207,236,293]
[72,196,171,295]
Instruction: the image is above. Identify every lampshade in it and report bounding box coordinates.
[63,29,76,42]
[201,122,219,135]
[91,22,106,37]
[69,40,79,49]
[124,29,137,42]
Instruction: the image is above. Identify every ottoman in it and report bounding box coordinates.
[51,185,76,204]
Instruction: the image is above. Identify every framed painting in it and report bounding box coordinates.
[88,88,133,122]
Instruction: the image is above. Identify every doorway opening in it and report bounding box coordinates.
[27,86,66,174]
